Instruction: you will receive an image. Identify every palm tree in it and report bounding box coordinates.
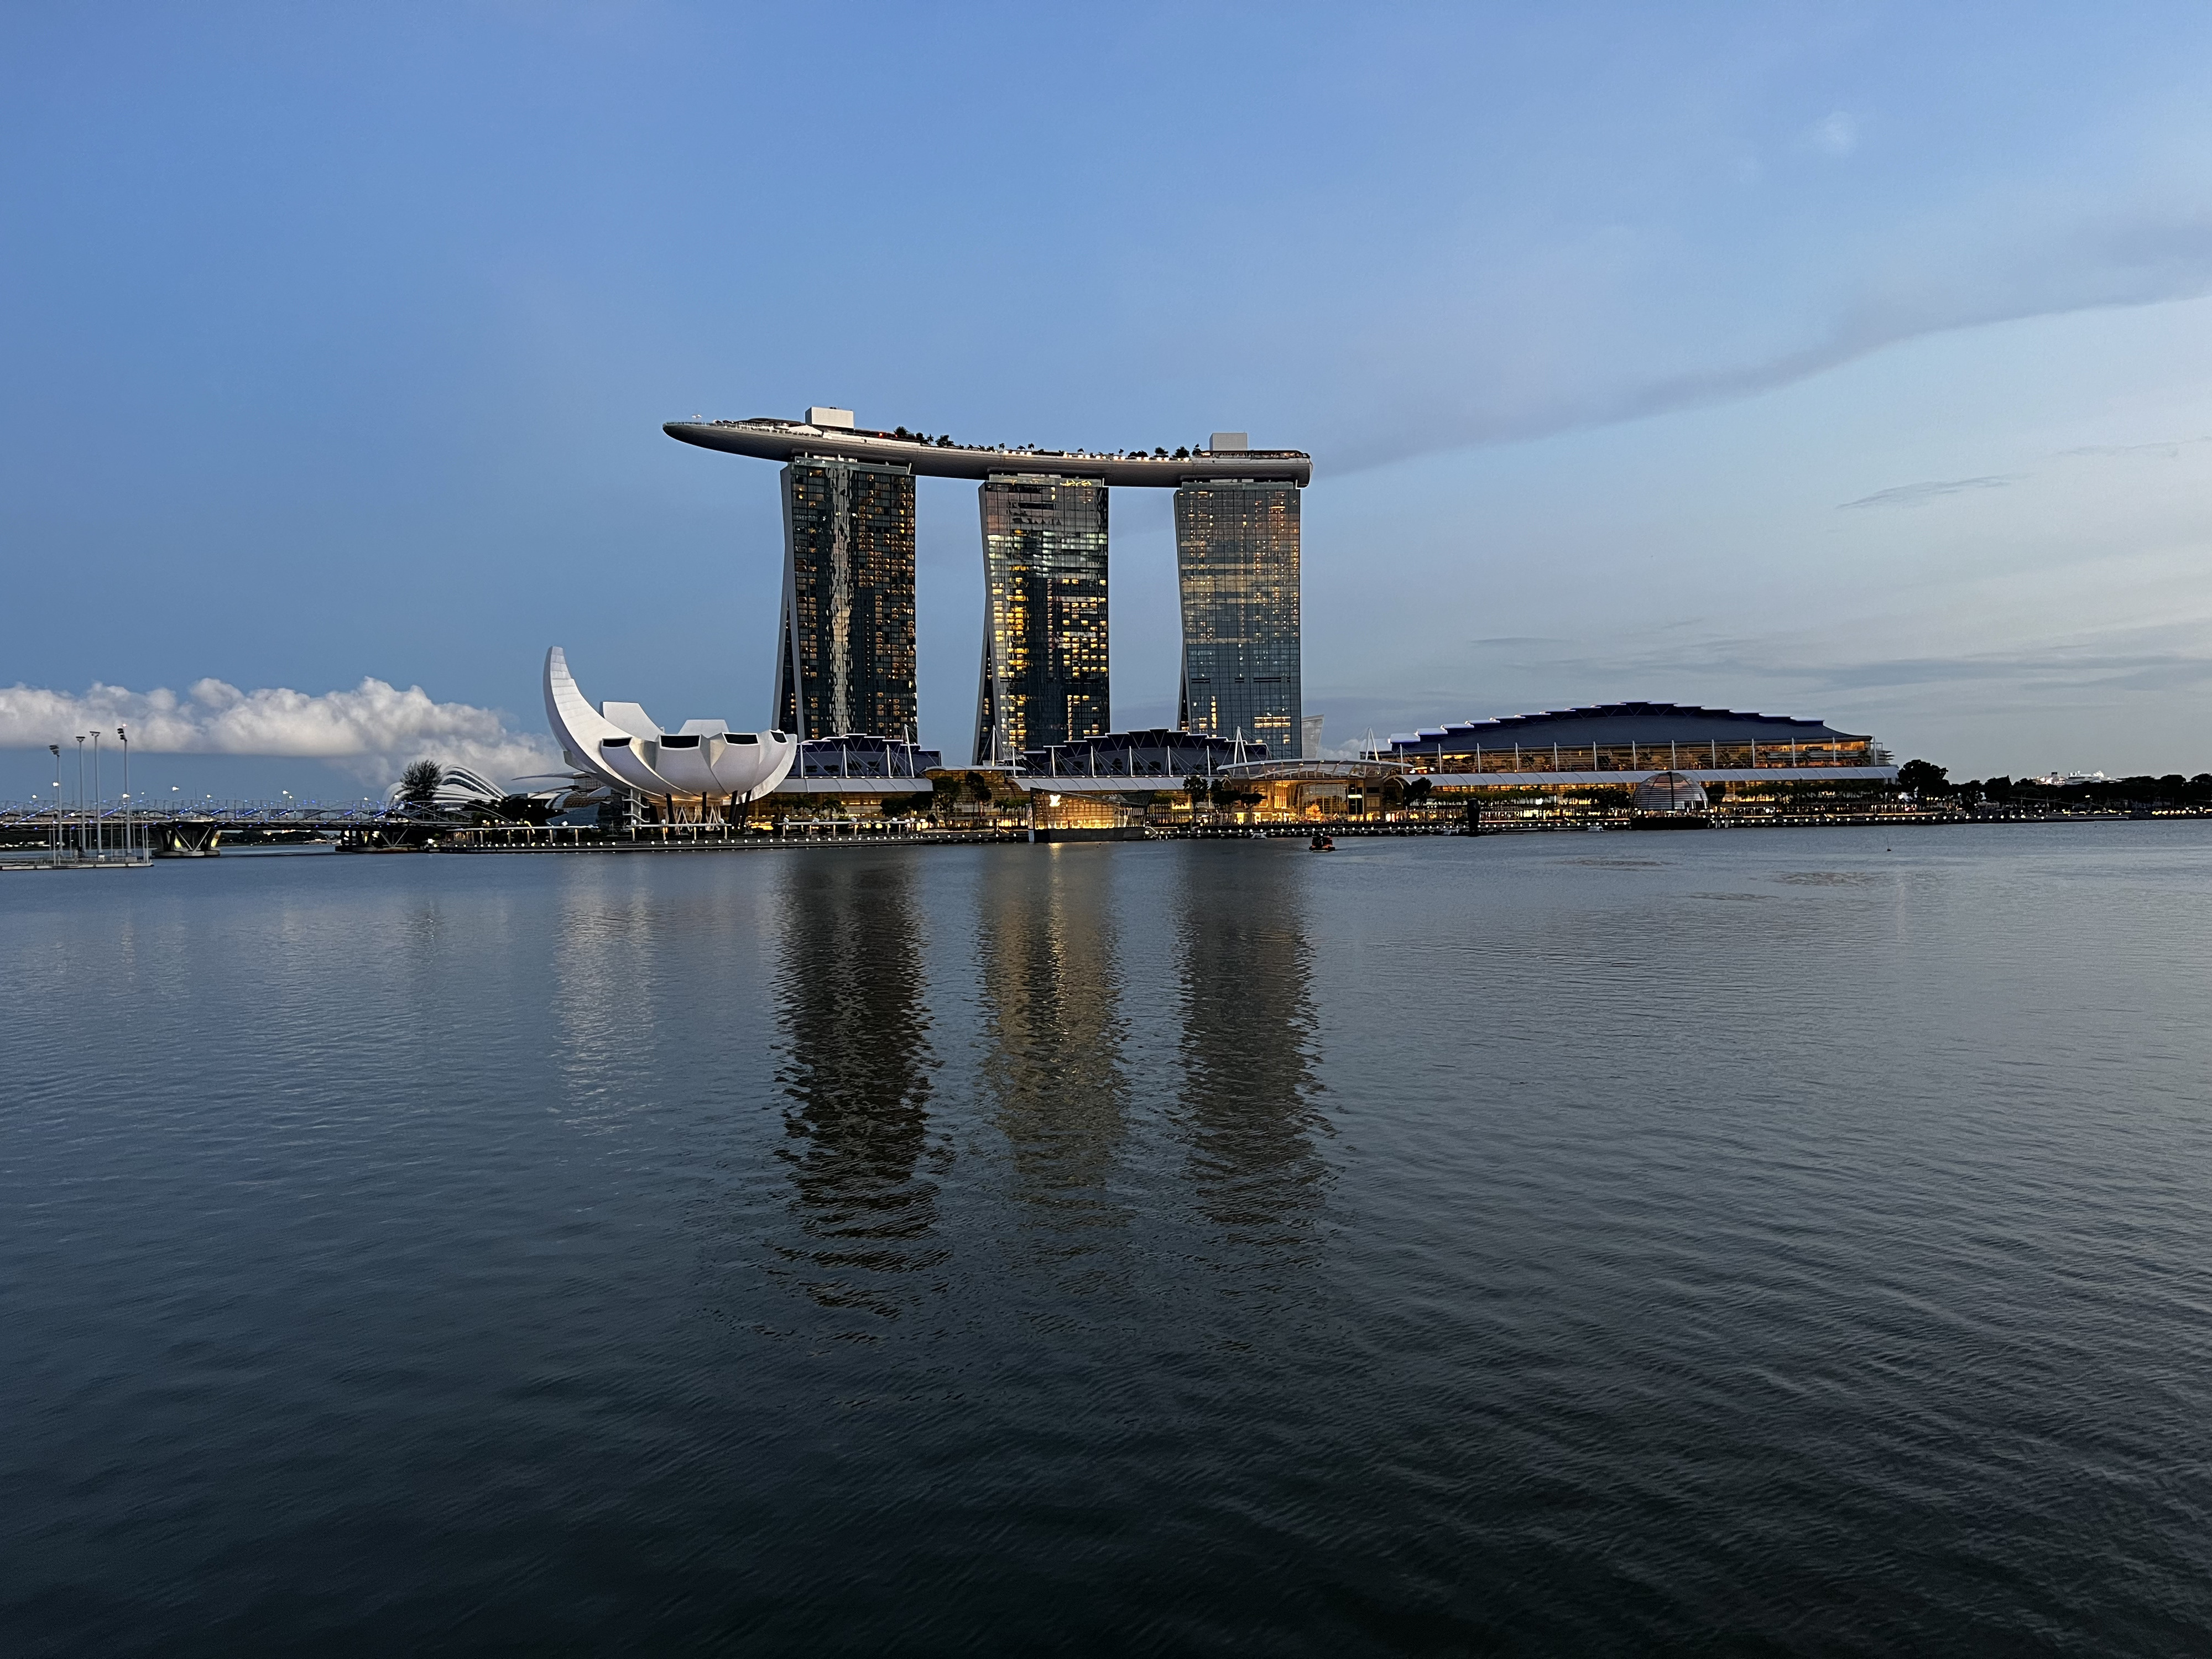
[398,759,442,806]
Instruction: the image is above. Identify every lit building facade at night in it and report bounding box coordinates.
[1174,474,1302,754]
[972,474,1110,765]
[1380,703,1896,787]
[775,453,919,742]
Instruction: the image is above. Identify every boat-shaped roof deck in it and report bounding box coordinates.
[665,418,1312,487]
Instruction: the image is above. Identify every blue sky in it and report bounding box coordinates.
[4,2,2210,795]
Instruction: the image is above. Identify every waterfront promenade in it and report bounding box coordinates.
[7,797,2201,866]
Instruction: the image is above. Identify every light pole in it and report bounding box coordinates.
[49,745,60,858]
[75,735,86,858]
[118,726,131,859]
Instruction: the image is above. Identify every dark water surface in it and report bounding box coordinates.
[4,827,2208,1655]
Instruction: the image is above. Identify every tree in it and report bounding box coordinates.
[492,793,555,825]
[1185,773,1209,808]
[1897,759,1949,799]
[398,759,443,806]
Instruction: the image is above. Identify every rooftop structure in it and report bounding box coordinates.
[1011,728,1261,791]
[384,764,512,809]
[792,733,941,782]
[773,733,943,797]
[665,416,1312,488]
[1381,701,1895,787]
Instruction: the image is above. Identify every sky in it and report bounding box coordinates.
[4,1,2211,799]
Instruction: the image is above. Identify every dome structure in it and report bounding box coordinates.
[543,646,797,807]
[1634,771,1708,813]
[383,765,516,809]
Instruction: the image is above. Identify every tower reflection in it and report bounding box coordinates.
[1174,853,1327,1248]
[552,875,661,1129]
[976,851,1130,1255]
[771,854,942,1312]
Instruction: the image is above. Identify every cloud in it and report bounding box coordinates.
[1532,616,2212,705]
[2060,435,2212,459]
[1839,475,2014,509]
[0,678,558,789]
[1809,111,1861,156]
[1316,207,2212,474]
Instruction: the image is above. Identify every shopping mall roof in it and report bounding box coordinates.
[1386,702,1869,753]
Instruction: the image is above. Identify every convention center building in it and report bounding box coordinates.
[1380,702,1895,790]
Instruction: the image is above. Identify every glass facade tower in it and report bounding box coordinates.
[776,456,919,740]
[972,474,1110,765]
[1173,480,1301,752]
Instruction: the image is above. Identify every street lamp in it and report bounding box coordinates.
[75,735,86,858]
[90,729,102,859]
[117,726,131,859]
[48,744,60,858]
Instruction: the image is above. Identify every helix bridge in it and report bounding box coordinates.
[0,797,471,865]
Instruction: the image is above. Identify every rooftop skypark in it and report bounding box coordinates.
[664,410,1312,488]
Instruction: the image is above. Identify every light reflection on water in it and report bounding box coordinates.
[977,851,1134,1261]
[1173,848,1329,1263]
[1,827,2207,1655]
[770,856,946,1311]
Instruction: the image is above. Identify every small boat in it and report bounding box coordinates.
[1309,833,1334,851]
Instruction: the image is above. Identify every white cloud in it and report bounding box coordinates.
[1809,111,1861,156]
[1840,475,2014,509]
[0,678,557,789]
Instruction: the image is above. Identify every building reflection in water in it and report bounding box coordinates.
[552,874,662,1130]
[771,855,943,1314]
[1175,854,1328,1251]
[976,851,1131,1262]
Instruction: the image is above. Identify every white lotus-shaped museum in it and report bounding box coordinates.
[544,646,797,808]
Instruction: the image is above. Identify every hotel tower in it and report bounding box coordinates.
[1173,437,1301,754]
[775,446,919,742]
[666,411,1308,750]
[972,474,1110,766]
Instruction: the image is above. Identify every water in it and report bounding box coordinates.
[3,827,2206,1655]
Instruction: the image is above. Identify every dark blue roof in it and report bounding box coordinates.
[1016,729,1261,774]
[799,733,941,778]
[1391,702,1866,753]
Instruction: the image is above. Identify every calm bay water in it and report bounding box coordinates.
[3,826,2208,1655]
